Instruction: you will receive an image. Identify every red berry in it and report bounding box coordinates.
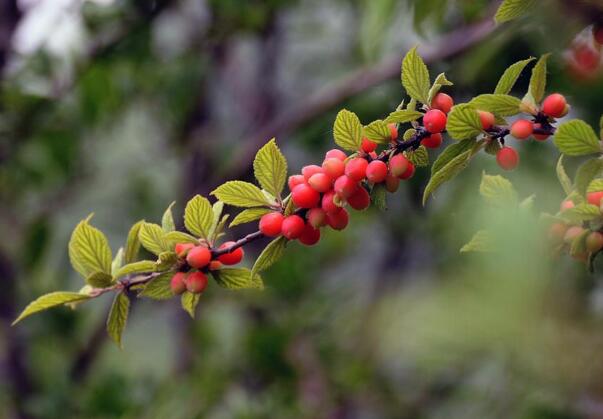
[478,110,495,130]
[399,161,415,180]
[325,149,347,161]
[298,224,320,246]
[542,93,567,118]
[510,120,533,140]
[326,207,349,230]
[345,158,368,182]
[307,207,327,228]
[217,241,244,265]
[347,186,370,210]
[496,147,519,171]
[388,123,398,141]
[322,158,345,180]
[322,190,339,213]
[431,92,454,114]
[560,199,575,211]
[170,272,187,295]
[423,109,447,133]
[302,165,323,181]
[532,123,550,141]
[281,215,305,239]
[594,25,603,45]
[259,212,284,237]
[288,174,306,191]
[366,160,388,183]
[186,271,208,294]
[175,243,195,257]
[421,133,442,148]
[385,174,400,192]
[186,246,211,268]
[334,175,359,199]
[389,154,409,178]
[361,138,377,153]
[292,183,320,208]
[308,173,333,193]
[586,231,603,253]
[209,260,222,271]
[587,191,603,207]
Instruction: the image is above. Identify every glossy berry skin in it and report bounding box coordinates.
[307,207,327,228]
[345,158,369,182]
[496,147,519,171]
[217,241,244,265]
[361,138,377,153]
[423,109,447,133]
[325,149,347,161]
[532,123,550,141]
[587,191,603,207]
[302,165,324,181]
[334,175,358,199]
[399,161,415,180]
[175,243,195,257]
[586,231,603,253]
[388,123,398,141]
[288,174,306,191]
[385,174,400,192]
[389,154,409,178]
[292,183,320,208]
[421,133,442,148]
[478,111,495,130]
[186,246,211,268]
[298,225,320,246]
[326,207,349,230]
[560,199,575,211]
[186,271,208,294]
[366,160,388,183]
[322,158,345,180]
[281,215,305,239]
[259,212,284,237]
[542,93,567,118]
[548,223,567,245]
[308,173,333,193]
[510,120,533,139]
[170,272,187,295]
[347,187,370,210]
[431,92,454,114]
[564,226,585,244]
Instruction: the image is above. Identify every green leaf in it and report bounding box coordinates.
[230,208,272,227]
[468,94,521,116]
[554,120,601,156]
[495,0,536,23]
[211,181,271,208]
[403,129,416,141]
[138,223,170,256]
[115,260,157,278]
[559,204,601,223]
[333,109,363,151]
[13,292,92,325]
[184,195,213,239]
[484,138,502,155]
[107,292,130,348]
[528,54,550,103]
[68,216,113,278]
[363,120,391,144]
[161,201,176,232]
[181,292,200,319]
[86,271,113,288]
[111,247,124,277]
[587,179,603,193]
[156,252,178,271]
[401,46,430,104]
[479,173,518,207]
[460,230,495,253]
[427,72,454,104]
[494,57,535,94]
[384,110,423,125]
[125,221,143,264]
[253,139,288,198]
[556,155,573,196]
[406,146,429,167]
[446,104,483,140]
[164,231,198,247]
[574,158,603,196]
[570,228,590,256]
[431,138,476,174]
[251,236,287,277]
[370,184,387,210]
[423,150,472,205]
[213,268,264,290]
[138,272,173,300]
[208,201,224,240]
[519,195,535,211]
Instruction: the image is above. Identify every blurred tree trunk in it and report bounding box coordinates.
[0,0,20,76]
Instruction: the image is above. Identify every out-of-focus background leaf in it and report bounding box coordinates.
[2,0,603,418]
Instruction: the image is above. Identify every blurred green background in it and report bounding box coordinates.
[2,0,603,418]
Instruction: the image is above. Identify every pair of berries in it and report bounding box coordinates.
[259,212,322,245]
[175,242,244,269]
[170,271,207,295]
[549,223,603,256]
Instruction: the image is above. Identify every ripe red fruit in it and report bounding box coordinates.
[288,174,306,191]
[478,110,495,130]
[431,92,454,114]
[298,225,321,246]
[594,25,603,45]
[542,93,567,118]
[399,161,415,180]
[532,123,550,141]
[423,109,447,133]
[334,175,359,199]
[564,226,585,244]
[208,260,222,270]
[345,158,369,182]
[421,133,442,148]
[548,223,567,244]
[389,154,409,178]
[186,246,211,268]
[307,207,327,228]
[281,215,305,239]
[186,271,208,294]
[385,174,400,192]
[322,191,339,213]
[325,149,347,161]
[347,187,370,210]
[259,212,284,237]
[308,173,333,193]
[586,231,603,253]
[326,207,349,230]
[361,138,377,153]
[302,165,324,181]
[510,120,533,140]
[388,123,398,141]
[496,147,519,171]
[170,272,187,295]
[560,199,575,211]
[292,183,320,208]
[217,241,244,265]
[587,191,603,207]
[322,158,345,180]
[366,160,388,183]
[175,243,195,257]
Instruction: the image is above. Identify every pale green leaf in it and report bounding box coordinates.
[460,230,495,253]
[211,181,271,208]
[111,247,124,277]
[494,57,535,94]
[181,292,200,319]
[403,129,416,141]
[479,173,518,207]
[427,72,453,104]
[184,195,213,239]
[554,120,601,156]
[230,208,272,227]
[116,260,157,278]
[125,221,143,264]
[86,271,113,288]
[468,94,521,116]
[431,138,476,174]
[251,236,287,277]
[363,120,391,144]
[208,201,224,240]
[370,184,387,210]
[587,179,603,193]
[559,204,601,223]
[138,272,173,300]
[556,155,573,196]
[213,268,264,290]
[446,104,483,140]
[406,146,429,167]
[253,139,288,198]
[495,0,536,23]
[156,251,178,271]
[107,292,130,348]
[164,231,198,247]
[384,110,423,125]
[68,217,112,278]
[13,292,92,325]
[333,109,363,151]
[574,158,603,196]
[139,223,169,256]
[401,46,430,104]
[161,201,176,232]
[423,150,472,205]
[528,53,550,103]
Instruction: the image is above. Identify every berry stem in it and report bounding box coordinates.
[211,230,265,257]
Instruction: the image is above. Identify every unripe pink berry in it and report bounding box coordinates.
[292,183,320,208]
[170,272,187,295]
[389,154,409,178]
[326,207,349,230]
[186,271,208,294]
[366,160,388,183]
[542,93,567,118]
[217,241,244,265]
[186,246,211,269]
[385,174,400,192]
[361,138,377,153]
[308,173,333,193]
[322,158,345,180]
[298,224,320,246]
[510,119,533,140]
[281,215,305,239]
[345,158,368,182]
[586,231,603,253]
[307,207,327,228]
[322,190,339,213]
[421,133,442,148]
[259,212,284,237]
[347,186,370,210]
[288,174,306,191]
[325,149,347,161]
[388,123,398,141]
[560,199,575,211]
[496,147,519,171]
[431,92,454,114]
[478,110,495,130]
[423,109,447,133]
[334,175,359,199]
[302,165,323,181]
